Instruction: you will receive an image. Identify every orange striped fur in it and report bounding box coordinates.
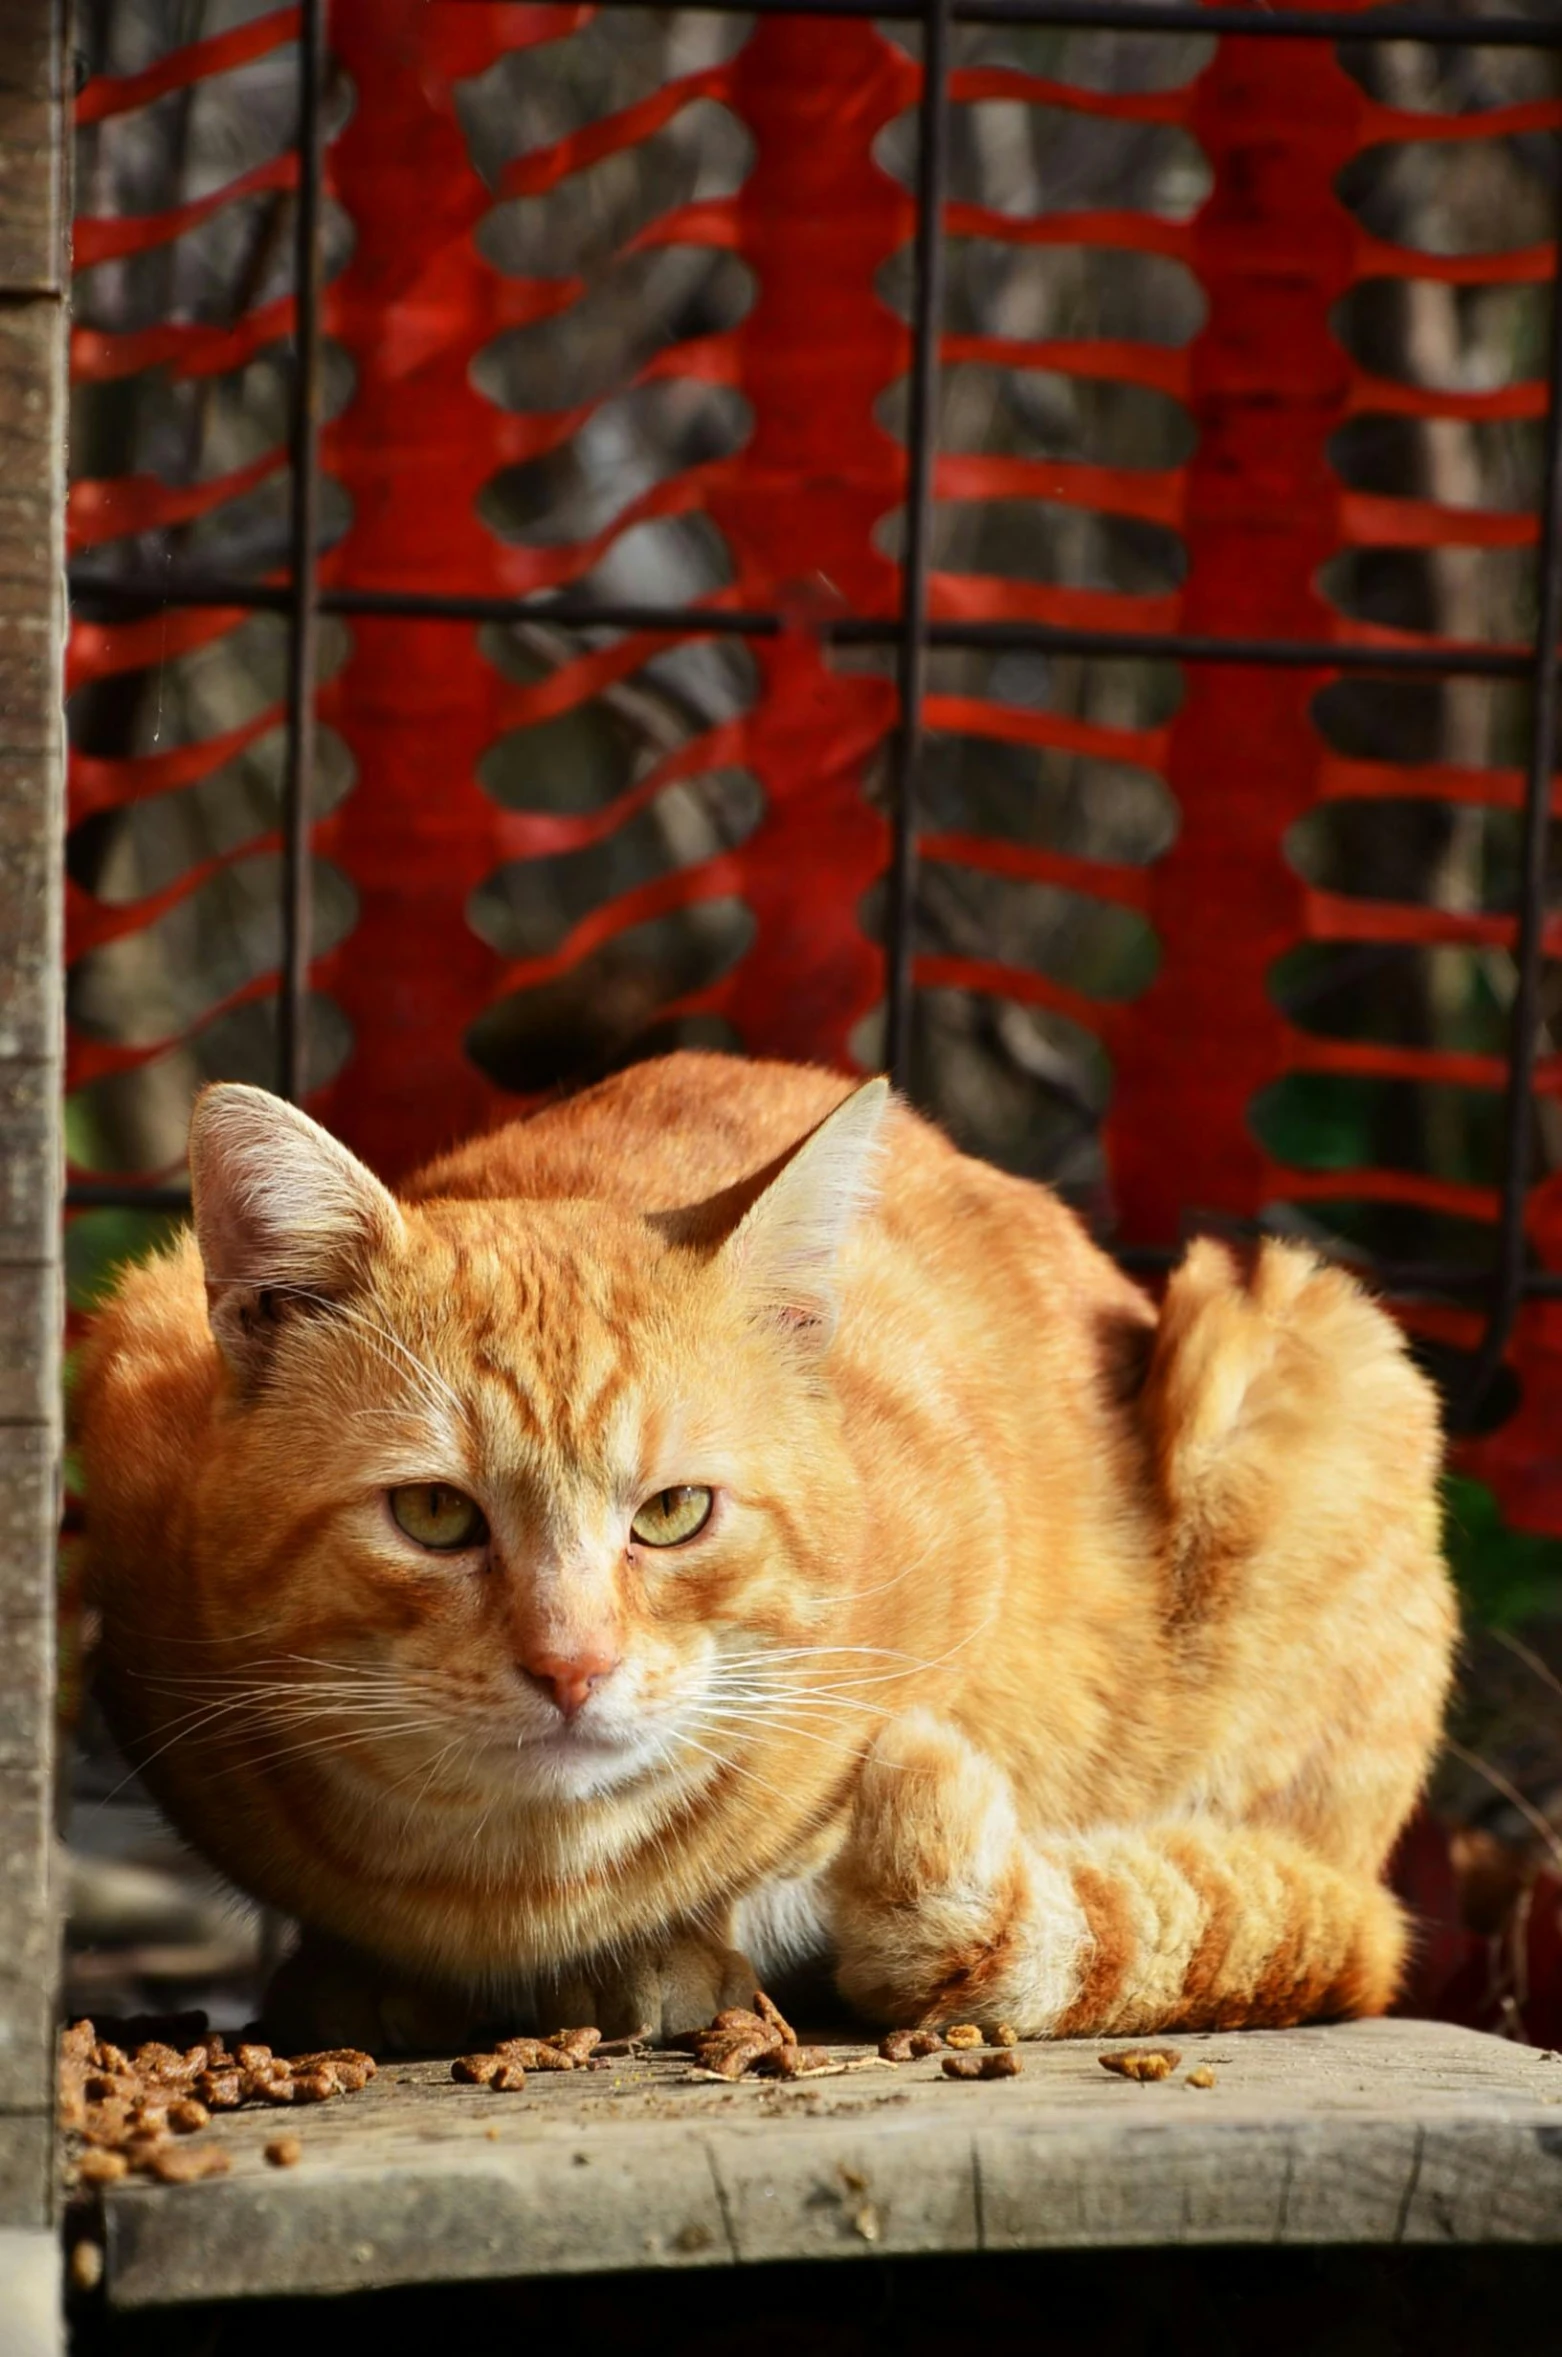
[78,1055,1455,2047]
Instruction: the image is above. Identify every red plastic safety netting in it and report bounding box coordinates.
[67,0,1562,1538]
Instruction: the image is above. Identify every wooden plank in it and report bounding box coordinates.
[0,0,66,2272]
[0,1059,58,1268]
[0,1769,54,2117]
[0,0,65,295]
[0,1278,59,1427]
[92,2022,1562,2308]
[0,610,60,760]
[0,299,65,1071]
[0,2228,59,2357]
[0,2114,52,2230]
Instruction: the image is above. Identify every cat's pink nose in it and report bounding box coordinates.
[522,1647,619,1719]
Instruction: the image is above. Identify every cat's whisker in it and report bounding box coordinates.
[134,1710,431,1763]
[713,1615,1000,1692]
[683,1708,874,1765]
[668,1727,808,1810]
[271,1651,448,1684]
[96,1612,292,1649]
[1489,1627,1562,1712]
[135,1673,436,1701]
[99,1681,446,1794]
[691,1687,908,1741]
[294,1289,466,1426]
[701,1675,910,1712]
[211,1720,444,1779]
[203,1272,466,1431]
[695,1685,900,1728]
[1443,1735,1562,1874]
[88,1686,319,1807]
[379,1727,477,1810]
[129,1682,439,1733]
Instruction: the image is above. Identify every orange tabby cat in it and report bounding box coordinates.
[79,1054,1455,2046]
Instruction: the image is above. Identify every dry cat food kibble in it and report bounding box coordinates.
[942,2049,1023,2082]
[264,2136,303,2169]
[1186,2065,1218,2089]
[59,2018,377,2189]
[450,2027,604,2090]
[1099,2047,1182,2083]
[879,2027,955,2062]
[670,1991,896,2085]
[943,2024,984,2050]
[144,2143,231,2185]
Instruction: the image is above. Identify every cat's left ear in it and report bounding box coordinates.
[719,1077,891,1347]
[188,1084,405,1381]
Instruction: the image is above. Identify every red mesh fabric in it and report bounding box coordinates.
[67,1,1562,1531]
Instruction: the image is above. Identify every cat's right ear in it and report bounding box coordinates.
[188,1084,405,1383]
[716,1077,891,1349]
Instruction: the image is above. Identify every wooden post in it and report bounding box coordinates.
[0,0,66,2341]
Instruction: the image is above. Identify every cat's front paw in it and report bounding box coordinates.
[263,1932,487,2056]
[830,1708,1049,2028]
[538,1927,758,2043]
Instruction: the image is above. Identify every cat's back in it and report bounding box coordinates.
[409,1052,1147,1342]
[409,1054,911,1214]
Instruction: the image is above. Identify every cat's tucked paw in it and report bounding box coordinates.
[831,1708,1082,2032]
[537,1927,758,2043]
[263,1934,486,2056]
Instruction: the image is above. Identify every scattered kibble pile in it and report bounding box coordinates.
[1096,2046,1220,2088]
[60,2019,376,2186]
[453,2025,606,2089]
[676,1990,840,2080]
[450,1996,1029,2093]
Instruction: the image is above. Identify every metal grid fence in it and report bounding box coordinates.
[67,0,1562,1435]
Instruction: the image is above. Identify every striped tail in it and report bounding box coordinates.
[831,1711,1406,2037]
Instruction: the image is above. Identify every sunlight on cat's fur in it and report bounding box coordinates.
[77,1054,1455,2051]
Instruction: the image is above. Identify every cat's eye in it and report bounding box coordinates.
[631,1486,714,1548]
[389,1483,487,1552]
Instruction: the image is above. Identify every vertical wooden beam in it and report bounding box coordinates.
[0,0,66,2330]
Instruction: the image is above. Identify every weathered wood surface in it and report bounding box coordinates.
[95,2021,1562,2308]
[0,0,64,292]
[0,0,66,2267]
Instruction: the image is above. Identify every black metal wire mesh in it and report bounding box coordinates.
[66,0,1562,1435]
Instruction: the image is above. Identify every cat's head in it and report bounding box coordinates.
[82,1078,891,1879]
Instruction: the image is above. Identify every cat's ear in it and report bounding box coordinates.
[720,1078,891,1346]
[188,1084,404,1381]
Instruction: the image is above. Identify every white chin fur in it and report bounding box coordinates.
[508,1727,664,1802]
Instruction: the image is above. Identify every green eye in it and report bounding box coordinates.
[389,1484,487,1552]
[631,1486,714,1548]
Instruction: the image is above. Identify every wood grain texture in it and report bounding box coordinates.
[0,300,65,1068]
[0,0,66,2253]
[94,2022,1562,2309]
[0,1060,59,1269]
[0,2126,53,2248]
[0,2228,60,2357]
[0,0,65,295]
[0,1769,54,2118]
[0,1274,59,1427]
